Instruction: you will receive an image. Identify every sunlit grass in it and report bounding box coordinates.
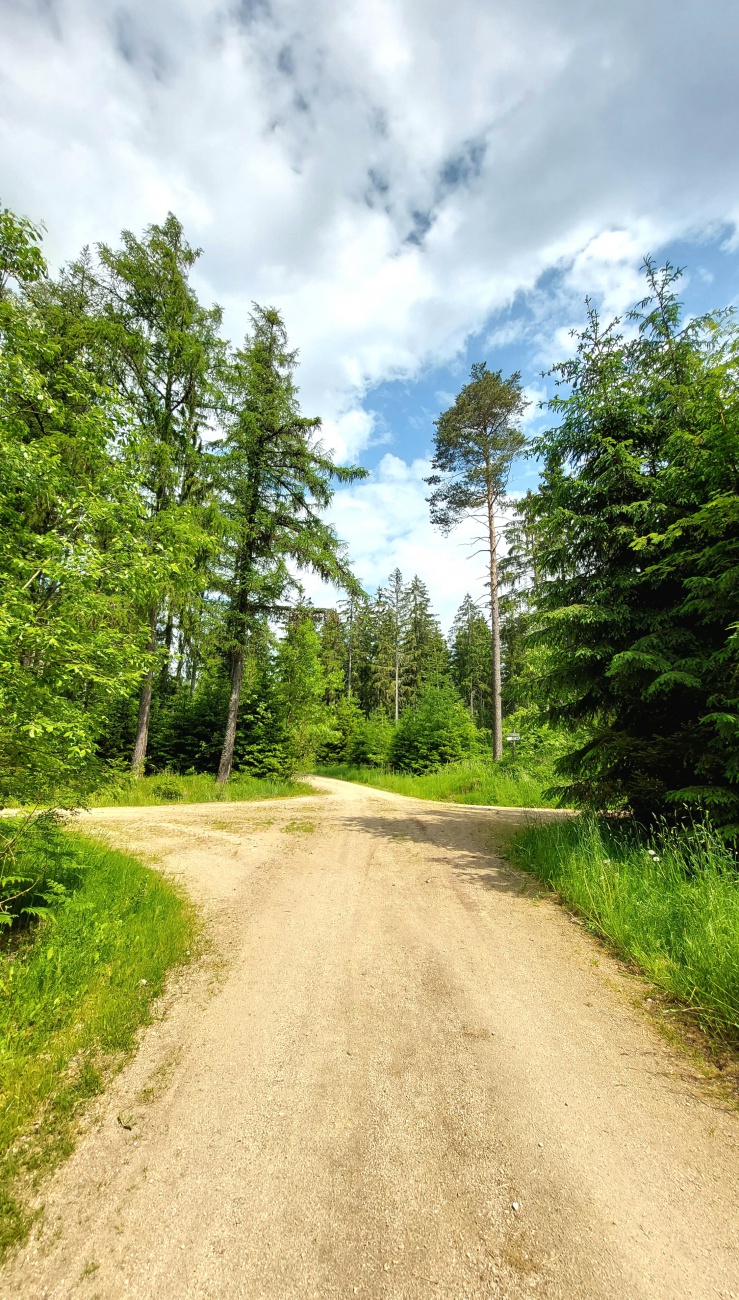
[90,771,316,808]
[0,827,196,1258]
[317,759,557,808]
[511,817,739,1043]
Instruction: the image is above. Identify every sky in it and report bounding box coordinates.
[2,0,739,630]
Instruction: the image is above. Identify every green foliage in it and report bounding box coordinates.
[317,759,554,808]
[215,305,365,781]
[389,683,478,773]
[426,363,528,759]
[529,261,739,827]
[426,363,527,532]
[0,815,82,929]
[345,710,395,767]
[448,594,492,724]
[0,829,195,1256]
[275,614,339,768]
[90,771,313,806]
[512,817,739,1042]
[0,206,151,807]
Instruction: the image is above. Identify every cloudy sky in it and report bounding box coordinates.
[3,0,739,627]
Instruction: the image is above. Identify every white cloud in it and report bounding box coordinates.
[300,452,518,632]
[2,0,739,616]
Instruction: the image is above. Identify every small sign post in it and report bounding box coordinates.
[506,732,521,761]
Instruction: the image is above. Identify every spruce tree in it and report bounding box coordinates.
[449,595,492,724]
[402,576,448,703]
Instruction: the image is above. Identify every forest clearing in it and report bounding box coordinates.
[3,776,739,1300]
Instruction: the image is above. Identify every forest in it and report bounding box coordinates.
[3,201,739,1253]
[3,200,739,832]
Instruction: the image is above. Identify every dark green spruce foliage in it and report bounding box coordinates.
[530,262,739,827]
[448,594,492,725]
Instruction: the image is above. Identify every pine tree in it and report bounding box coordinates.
[426,365,527,758]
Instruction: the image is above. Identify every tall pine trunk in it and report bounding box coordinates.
[217,647,245,785]
[131,609,157,776]
[486,488,503,760]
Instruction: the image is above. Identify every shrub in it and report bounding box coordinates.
[389,684,478,773]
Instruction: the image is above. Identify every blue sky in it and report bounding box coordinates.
[2,0,739,628]
[361,229,739,492]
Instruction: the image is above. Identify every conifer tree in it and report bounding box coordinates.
[402,576,449,702]
[373,569,410,720]
[448,595,492,723]
[215,306,364,784]
[87,214,224,774]
[426,365,526,758]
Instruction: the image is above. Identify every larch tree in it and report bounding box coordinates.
[89,214,224,775]
[215,305,365,785]
[426,365,526,758]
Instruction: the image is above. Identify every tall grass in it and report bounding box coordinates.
[90,770,315,808]
[512,817,739,1042]
[317,759,556,808]
[0,826,196,1258]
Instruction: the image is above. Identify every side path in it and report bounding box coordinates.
[4,778,738,1299]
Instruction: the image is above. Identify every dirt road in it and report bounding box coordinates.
[5,777,739,1299]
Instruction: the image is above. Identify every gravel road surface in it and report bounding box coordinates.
[5,776,738,1299]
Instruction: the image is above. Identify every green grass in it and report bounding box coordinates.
[511,817,739,1043]
[0,825,196,1259]
[90,770,315,808]
[316,758,557,808]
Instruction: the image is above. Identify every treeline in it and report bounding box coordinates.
[116,569,502,780]
[2,196,738,832]
[0,205,363,807]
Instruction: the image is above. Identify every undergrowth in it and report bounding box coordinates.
[511,817,739,1044]
[317,758,557,808]
[90,770,315,808]
[0,824,195,1259]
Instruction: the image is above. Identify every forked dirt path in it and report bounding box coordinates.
[5,777,739,1299]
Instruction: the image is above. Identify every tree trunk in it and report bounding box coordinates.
[131,609,157,776]
[217,647,245,785]
[486,489,503,760]
[394,647,399,723]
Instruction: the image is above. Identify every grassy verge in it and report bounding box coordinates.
[90,771,315,808]
[316,759,557,808]
[0,824,196,1259]
[511,817,739,1044]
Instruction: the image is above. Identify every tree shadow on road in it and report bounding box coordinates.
[333,804,561,899]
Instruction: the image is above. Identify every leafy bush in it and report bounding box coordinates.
[345,710,395,767]
[389,684,478,773]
